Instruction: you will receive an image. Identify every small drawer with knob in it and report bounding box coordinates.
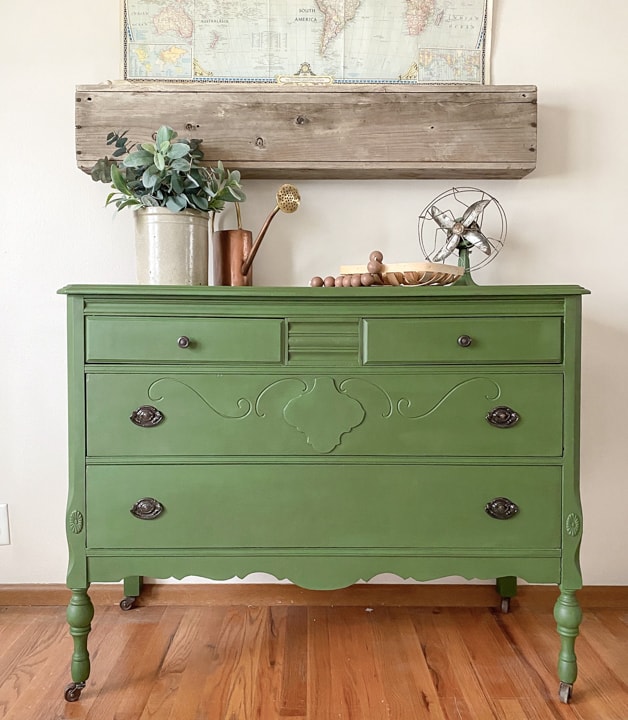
[85,316,284,364]
[362,316,563,365]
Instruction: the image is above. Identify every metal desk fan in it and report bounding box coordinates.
[418,187,507,284]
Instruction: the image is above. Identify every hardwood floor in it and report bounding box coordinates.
[1,590,627,719]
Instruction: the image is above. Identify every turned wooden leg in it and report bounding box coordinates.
[553,587,582,703]
[65,587,94,701]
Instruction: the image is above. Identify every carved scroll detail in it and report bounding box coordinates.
[148,378,252,419]
[397,377,501,419]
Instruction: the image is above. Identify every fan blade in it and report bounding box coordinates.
[429,205,456,230]
[433,233,461,262]
[462,228,492,255]
[461,199,491,227]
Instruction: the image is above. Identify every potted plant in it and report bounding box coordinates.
[91,125,245,285]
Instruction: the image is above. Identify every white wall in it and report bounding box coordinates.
[1,1,626,585]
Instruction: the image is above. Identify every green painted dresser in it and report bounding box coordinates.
[59,284,588,703]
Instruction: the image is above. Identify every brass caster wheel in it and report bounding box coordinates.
[500,597,510,614]
[559,681,573,704]
[64,681,85,702]
[120,596,137,611]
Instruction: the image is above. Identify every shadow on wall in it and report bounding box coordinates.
[535,102,597,179]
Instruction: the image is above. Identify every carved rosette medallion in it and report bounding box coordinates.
[283,377,365,453]
[565,513,581,537]
[68,510,84,535]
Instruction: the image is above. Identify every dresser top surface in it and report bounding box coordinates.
[58,284,589,300]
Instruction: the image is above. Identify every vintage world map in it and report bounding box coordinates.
[124,0,491,83]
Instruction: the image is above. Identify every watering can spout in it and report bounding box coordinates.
[241,184,300,276]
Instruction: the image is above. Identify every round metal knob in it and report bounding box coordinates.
[457,335,473,347]
[177,336,190,348]
[485,497,519,520]
[486,406,520,428]
[130,405,164,428]
[130,497,164,520]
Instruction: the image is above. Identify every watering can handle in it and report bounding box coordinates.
[241,206,280,276]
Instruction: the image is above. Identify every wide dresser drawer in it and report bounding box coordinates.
[363,317,563,364]
[86,316,284,363]
[86,464,561,551]
[86,371,564,457]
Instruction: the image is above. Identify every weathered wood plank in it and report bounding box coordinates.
[75,82,537,179]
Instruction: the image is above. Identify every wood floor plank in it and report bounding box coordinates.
[136,606,204,720]
[0,611,69,720]
[429,609,503,719]
[1,599,628,719]
[158,605,230,720]
[580,609,628,682]
[193,605,270,720]
[81,606,173,720]
[310,607,375,719]
[371,607,446,719]
[278,606,307,717]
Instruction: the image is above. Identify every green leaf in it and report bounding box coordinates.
[140,195,160,207]
[141,142,156,154]
[154,152,166,172]
[156,125,176,147]
[142,167,160,189]
[190,194,209,211]
[170,173,184,194]
[167,143,191,160]
[90,158,113,183]
[166,195,187,212]
[110,164,132,196]
[226,187,246,202]
[123,149,156,168]
[116,197,140,211]
[171,158,191,172]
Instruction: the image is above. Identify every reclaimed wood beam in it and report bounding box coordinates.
[75,82,537,180]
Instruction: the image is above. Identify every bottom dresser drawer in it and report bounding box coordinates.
[86,464,561,551]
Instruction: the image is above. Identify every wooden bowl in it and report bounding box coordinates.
[338,261,463,286]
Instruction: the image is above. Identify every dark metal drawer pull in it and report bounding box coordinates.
[457,335,473,347]
[130,405,164,428]
[485,497,519,520]
[486,406,520,428]
[130,497,164,520]
[177,336,190,348]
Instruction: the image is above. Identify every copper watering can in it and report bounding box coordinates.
[212,184,300,286]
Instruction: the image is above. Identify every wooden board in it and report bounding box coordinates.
[75,82,537,180]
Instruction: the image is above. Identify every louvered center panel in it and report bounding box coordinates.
[287,319,359,366]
